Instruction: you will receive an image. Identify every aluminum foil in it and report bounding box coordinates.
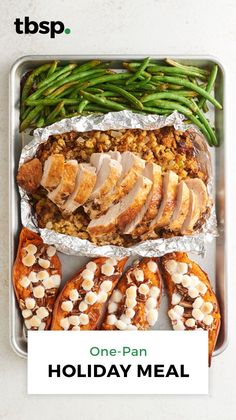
[18,110,217,257]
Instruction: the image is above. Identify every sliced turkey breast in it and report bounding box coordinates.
[89,157,122,202]
[108,151,121,162]
[62,163,97,214]
[40,154,65,191]
[181,190,199,234]
[185,178,208,212]
[87,175,153,237]
[48,160,78,207]
[90,153,110,173]
[150,170,179,229]
[169,181,190,232]
[123,163,162,235]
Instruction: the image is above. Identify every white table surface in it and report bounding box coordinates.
[0,0,235,418]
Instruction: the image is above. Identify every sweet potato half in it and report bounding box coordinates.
[13,228,62,330]
[160,252,221,365]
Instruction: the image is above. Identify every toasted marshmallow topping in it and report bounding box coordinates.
[81,269,94,282]
[176,262,188,275]
[97,291,108,303]
[61,300,73,312]
[82,278,94,291]
[79,301,88,312]
[150,286,160,298]
[85,291,97,305]
[19,276,30,288]
[25,244,37,254]
[36,307,49,319]
[192,308,204,321]
[46,246,56,258]
[22,254,36,267]
[79,313,89,325]
[188,288,199,299]
[125,308,135,319]
[126,285,137,298]
[171,293,181,305]
[172,273,183,284]
[86,261,97,272]
[22,309,32,319]
[69,289,79,302]
[111,289,123,303]
[185,318,196,328]
[165,260,177,274]
[33,285,45,299]
[145,297,156,310]
[60,317,70,330]
[201,302,213,314]
[100,280,113,292]
[101,263,115,277]
[203,314,214,326]
[25,297,36,310]
[133,269,144,282]
[108,301,118,313]
[192,297,204,309]
[147,260,158,273]
[43,277,55,289]
[28,271,38,283]
[38,258,50,269]
[173,320,185,330]
[147,309,158,326]
[50,274,61,287]
[30,315,41,328]
[120,314,131,324]
[37,270,50,281]
[125,297,137,308]
[69,315,80,326]
[138,283,149,295]
[107,314,117,325]
[115,320,127,330]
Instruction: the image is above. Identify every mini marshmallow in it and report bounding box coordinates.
[22,254,36,267]
[38,258,50,269]
[100,280,113,292]
[125,297,137,308]
[201,302,213,314]
[79,313,89,325]
[145,297,157,310]
[189,275,200,287]
[24,319,31,330]
[173,320,185,330]
[138,283,149,295]
[126,285,137,298]
[106,257,118,266]
[125,308,135,319]
[33,285,45,299]
[192,308,204,321]
[36,307,49,319]
[29,315,41,328]
[69,289,79,302]
[165,260,177,274]
[72,326,80,331]
[97,291,108,303]
[85,291,97,305]
[101,263,115,277]
[185,318,196,328]
[46,246,56,258]
[133,269,144,282]
[168,309,181,321]
[120,314,131,324]
[25,244,37,254]
[79,301,88,312]
[82,278,94,291]
[107,314,117,325]
[171,293,181,305]
[147,260,158,273]
[60,317,70,330]
[22,309,32,319]
[69,315,80,326]
[176,262,188,275]
[37,270,50,281]
[126,324,137,330]
[188,288,199,299]
[28,271,38,283]
[192,297,204,309]
[171,273,183,284]
[182,275,192,288]
[25,297,36,310]
[173,305,184,316]
[196,281,208,295]
[19,276,30,288]
[203,314,214,326]
[61,300,73,312]
[86,261,97,272]
[50,274,61,288]
[43,277,55,289]
[150,286,160,298]
[38,322,46,330]
[147,309,158,326]
[81,269,94,282]
[111,289,123,303]
[108,301,118,313]
[115,320,127,330]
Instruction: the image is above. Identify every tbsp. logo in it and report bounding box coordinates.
[14,16,71,38]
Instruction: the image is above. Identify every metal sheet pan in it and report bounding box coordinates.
[9,55,227,358]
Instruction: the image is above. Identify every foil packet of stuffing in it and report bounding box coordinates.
[18,110,217,258]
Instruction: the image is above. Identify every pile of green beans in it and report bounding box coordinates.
[20,58,222,146]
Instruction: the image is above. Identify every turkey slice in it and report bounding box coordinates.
[48,160,78,207]
[169,181,190,232]
[40,154,65,191]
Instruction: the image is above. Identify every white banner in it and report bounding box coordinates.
[28,330,208,394]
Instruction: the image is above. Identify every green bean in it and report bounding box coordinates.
[26,98,81,106]
[42,69,109,96]
[142,106,173,115]
[80,91,126,111]
[198,64,218,109]
[46,101,65,125]
[72,60,101,73]
[20,105,43,131]
[21,105,33,120]
[146,65,206,80]
[102,83,143,110]
[85,73,130,87]
[141,99,193,116]
[21,63,51,109]
[37,64,77,88]
[186,114,213,146]
[49,81,80,98]
[77,99,89,113]
[152,75,222,109]
[165,58,209,76]
[25,71,72,102]
[85,87,104,94]
[60,106,66,117]
[36,116,45,127]
[126,57,150,85]
[195,105,218,146]
[47,61,59,76]
[85,105,108,113]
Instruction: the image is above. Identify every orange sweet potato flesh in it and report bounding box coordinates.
[160,252,221,366]
[13,227,61,330]
[102,258,162,330]
[51,257,128,330]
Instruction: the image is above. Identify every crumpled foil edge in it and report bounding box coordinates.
[19,110,217,257]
